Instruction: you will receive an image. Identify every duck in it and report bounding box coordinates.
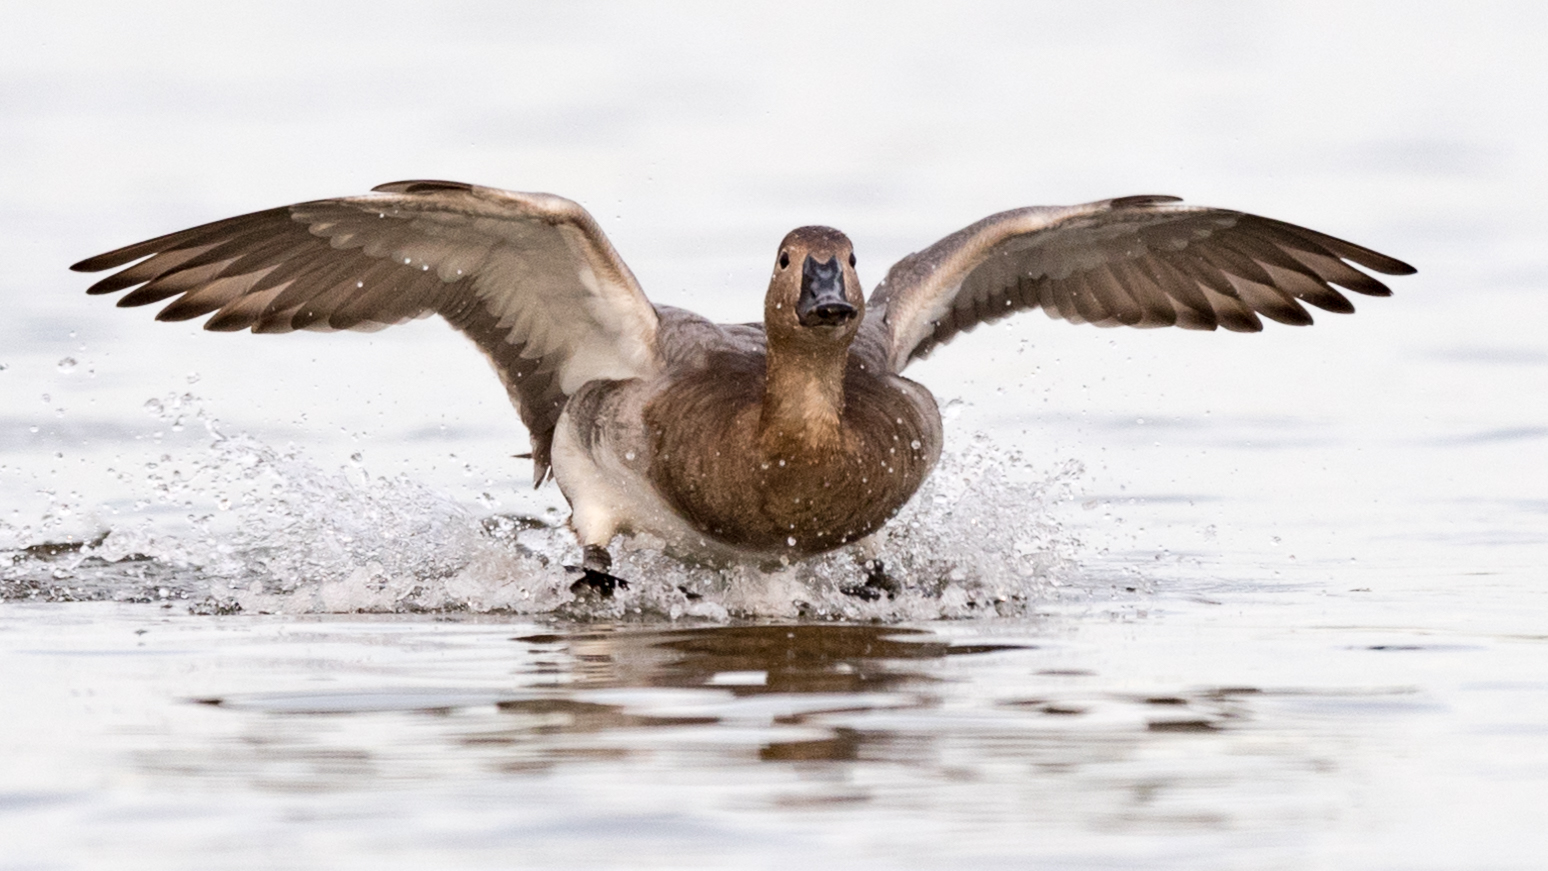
[72,180,1414,596]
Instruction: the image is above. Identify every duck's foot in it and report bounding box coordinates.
[566,545,630,600]
[841,559,900,602]
[567,566,630,599]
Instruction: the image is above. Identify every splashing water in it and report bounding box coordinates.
[1,399,1087,620]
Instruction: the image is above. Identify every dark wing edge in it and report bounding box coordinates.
[869,195,1416,372]
[70,180,661,485]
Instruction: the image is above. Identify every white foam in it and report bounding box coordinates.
[3,398,1089,620]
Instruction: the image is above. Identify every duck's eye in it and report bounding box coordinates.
[848,252,857,268]
[779,251,790,269]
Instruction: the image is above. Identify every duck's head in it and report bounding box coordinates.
[765,226,864,348]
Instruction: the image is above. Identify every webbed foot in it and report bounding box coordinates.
[567,566,630,598]
[566,544,630,599]
[841,559,900,601]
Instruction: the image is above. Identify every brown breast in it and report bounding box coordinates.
[644,352,941,554]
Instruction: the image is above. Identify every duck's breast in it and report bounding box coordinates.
[645,355,941,555]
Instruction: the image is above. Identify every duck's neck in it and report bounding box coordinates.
[759,341,849,456]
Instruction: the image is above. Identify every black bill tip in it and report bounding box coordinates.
[797,254,856,326]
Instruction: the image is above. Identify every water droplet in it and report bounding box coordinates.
[624,450,636,461]
[56,357,76,373]
[910,440,921,450]
[350,452,363,463]
[143,398,163,416]
[186,372,201,384]
[786,536,797,547]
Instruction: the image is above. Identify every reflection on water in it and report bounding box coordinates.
[3,605,1542,868]
[193,625,1039,779]
[557,624,1027,693]
[153,621,1404,829]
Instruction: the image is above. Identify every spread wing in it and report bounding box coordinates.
[71,180,661,484]
[869,195,1416,373]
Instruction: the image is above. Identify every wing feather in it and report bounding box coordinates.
[869,196,1414,370]
[155,269,275,322]
[1225,274,1313,326]
[1094,261,1147,327]
[119,259,238,307]
[72,180,661,483]
[206,285,291,332]
[1133,253,1216,324]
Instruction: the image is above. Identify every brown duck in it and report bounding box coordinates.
[72,181,1414,594]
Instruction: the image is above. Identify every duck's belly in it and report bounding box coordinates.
[550,426,744,561]
[551,370,942,561]
[642,372,943,557]
[650,434,938,555]
[551,382,724,560]
[556,431,925,561]
[550,379,774,562]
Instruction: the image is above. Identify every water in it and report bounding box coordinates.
[3,2,1547,867]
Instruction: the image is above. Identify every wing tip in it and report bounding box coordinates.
[1109,194,1184,209]
[1336,246,1416,278]
[84,274,134,295]
[153,305,204,323]
[71,251,137,273]
[202,314,254,333]
[371,179,475,195]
